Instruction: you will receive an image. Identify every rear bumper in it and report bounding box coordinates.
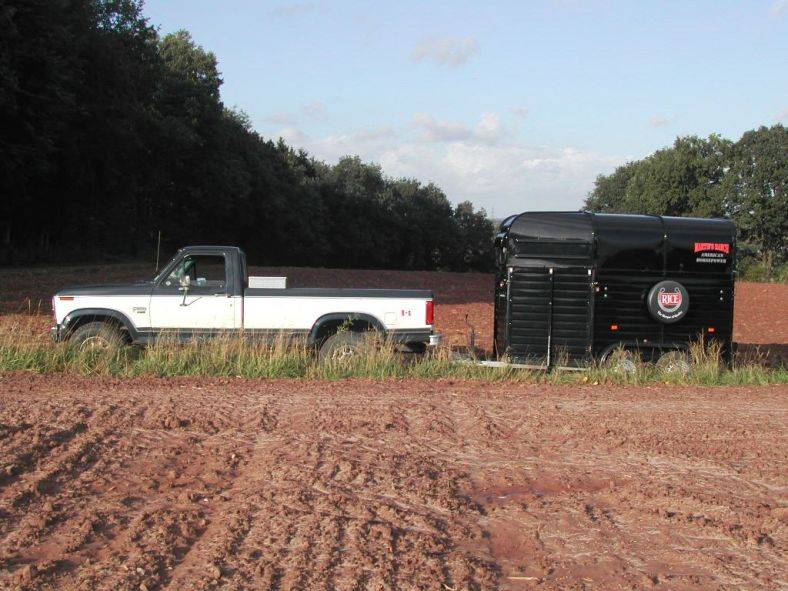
[387,329,442,347]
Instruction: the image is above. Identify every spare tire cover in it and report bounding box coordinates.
[647,280,689,324]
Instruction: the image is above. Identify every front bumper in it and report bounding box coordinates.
[50,325,64,342]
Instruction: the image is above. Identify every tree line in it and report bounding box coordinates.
[0,0,494,271]
[584,125,787,276]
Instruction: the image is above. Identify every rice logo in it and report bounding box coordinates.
[658,288,682,312]
[647,280,689,323]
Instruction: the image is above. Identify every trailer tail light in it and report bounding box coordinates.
[58,296,74,301]
[610,324,619,331]
[426,300,434,325]
[707,327,716,334]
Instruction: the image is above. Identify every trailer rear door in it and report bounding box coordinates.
[506,266,593,367]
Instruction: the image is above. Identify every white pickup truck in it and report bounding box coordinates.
[51,246,441,359]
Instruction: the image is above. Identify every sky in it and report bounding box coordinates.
[143,0,788,218]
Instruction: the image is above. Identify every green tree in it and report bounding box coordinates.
[0,1,495,272]
[730,124,787,266]
[585,135,733,217]
[585,127,787,272]
[453,201,495,271]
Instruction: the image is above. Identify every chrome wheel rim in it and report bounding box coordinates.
[607,351,637,374]
[613,358,637,374]
[658,354,690,375]
[331,344,357,361]
[80,335,111,352]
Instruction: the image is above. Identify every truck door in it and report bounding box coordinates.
[149,251,236,331]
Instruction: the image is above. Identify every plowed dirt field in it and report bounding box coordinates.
[0,374,785,590]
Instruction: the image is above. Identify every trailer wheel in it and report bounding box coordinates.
[318,331,369,363]
[604,349,637,374]
[655,350,690,375]
[69,321,125,351]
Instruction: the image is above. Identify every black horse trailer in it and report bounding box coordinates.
[493,212,736,368]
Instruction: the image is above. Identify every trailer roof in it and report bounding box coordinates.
[506,211,736,242]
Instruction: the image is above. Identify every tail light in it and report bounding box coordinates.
[425,300,434,325]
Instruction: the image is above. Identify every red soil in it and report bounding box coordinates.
[0,374,785,590]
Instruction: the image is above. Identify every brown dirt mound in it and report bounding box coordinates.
[0,374,785,590]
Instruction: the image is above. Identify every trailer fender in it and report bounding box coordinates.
[598,341,690,364]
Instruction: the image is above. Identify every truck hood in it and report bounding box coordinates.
[56,282,153,297]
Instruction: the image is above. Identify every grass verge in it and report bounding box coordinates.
[1,322,786,385]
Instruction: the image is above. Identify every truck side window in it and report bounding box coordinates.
[164,255,226,289]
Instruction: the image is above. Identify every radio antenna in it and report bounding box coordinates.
[154,230,162,272]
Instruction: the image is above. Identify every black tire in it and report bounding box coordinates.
[604,348,638,374]
[655,350,690,375]
[318,331,368,363]
[69,321,125,351]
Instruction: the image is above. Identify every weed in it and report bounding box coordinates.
[0,318,785,384]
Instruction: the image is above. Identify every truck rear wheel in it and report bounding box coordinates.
[319,332,368,363]
[69,321,125,351]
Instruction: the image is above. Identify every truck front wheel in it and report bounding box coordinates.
[318,332,368,363]
[69,321,125,351]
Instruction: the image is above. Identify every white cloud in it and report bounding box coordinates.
[309,126,398,161]
[413,112,506,145]
[413,113,472,142]
[474,112,505,144]
[771,0,788,15]
[261,100,328,127]
[410,36,479,67]
[297,118,626,215]
[392,142,624,213]
[512,107,530,120]
[301,100,328,121]
[269,2,316,18]
[275,127,308,144]
[649,114,674,127]
[262,112,296,125]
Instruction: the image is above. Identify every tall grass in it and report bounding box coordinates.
[0,318,785,385]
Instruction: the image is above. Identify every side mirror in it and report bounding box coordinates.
[178,274,191,306]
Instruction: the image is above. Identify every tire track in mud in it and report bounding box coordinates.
[0,404,123,549]
[158,398,283,590]
[161,393,499,590]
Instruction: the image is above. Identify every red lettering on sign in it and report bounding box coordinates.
[659,292,682,308]
[694,242,730,254]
